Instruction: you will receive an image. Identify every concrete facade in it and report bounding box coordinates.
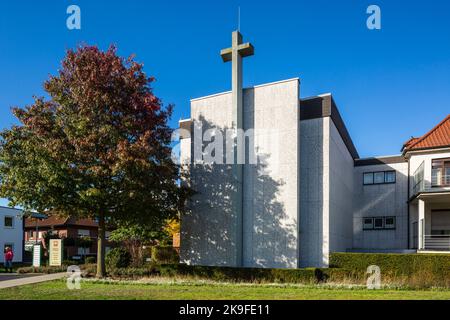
[181,79,300,268]
[180,75,450,268]
[353,161,409,250]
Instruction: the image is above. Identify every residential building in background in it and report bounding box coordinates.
[0,207,24,263]
[24,216,111,261]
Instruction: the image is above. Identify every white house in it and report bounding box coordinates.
[0,206,24,263]
[178,31,450,268]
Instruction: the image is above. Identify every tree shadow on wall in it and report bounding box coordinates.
[181,115,298,268]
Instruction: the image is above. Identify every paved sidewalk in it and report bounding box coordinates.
[0,273,42,282]
[0,273,66,289]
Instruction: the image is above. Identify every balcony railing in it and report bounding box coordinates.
[431,175,450,188]
[424,235,450,251]
[413,175,450,195]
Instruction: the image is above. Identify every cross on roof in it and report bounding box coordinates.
[220,31,254,62]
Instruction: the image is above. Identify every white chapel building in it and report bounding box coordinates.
[178,31,450,268]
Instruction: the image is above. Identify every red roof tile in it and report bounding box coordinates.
[403,114,450,152]
[24,215,98,228]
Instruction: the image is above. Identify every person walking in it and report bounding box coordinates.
[4,247,14,273]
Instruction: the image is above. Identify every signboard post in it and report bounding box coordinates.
[49,239,63,266]
[32,245,41,267]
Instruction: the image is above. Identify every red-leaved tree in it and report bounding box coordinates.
[0,45,188,277]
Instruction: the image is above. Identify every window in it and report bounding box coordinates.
[385,171,396,183]
[363,171,396,185]
[363,173,374,185]
[78,247,90,255]
[432,158,450,187]
[385,217,396,229]
[363,218,374,230]
[374,217,384,229]
[4,216,14,228]
[77,229,90,237]
[374,172,385,184]
[363,216,396,230]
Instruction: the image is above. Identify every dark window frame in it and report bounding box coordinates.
[384,216,396,229]
[431,157,450,187]
[363,217,374,230]
[4,216,14,228]
[374,217,384,229]
[363,170,396,185]
[363,216,396,231]
[363,172,374,185]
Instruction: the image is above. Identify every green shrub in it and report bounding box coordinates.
[107,265,159,278]
[62,259,80,266]
[106,247,131,270]
[157,264,321,283]
[330,252,450,287]
[17,266,68,274]
[151,246,179,264]
[85,256,96,264]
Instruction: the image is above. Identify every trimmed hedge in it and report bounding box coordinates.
[17,264,96,275]
[157,264,330,283]
[330,252,450,287]
[17,265,70,274]
[330,252,450,277]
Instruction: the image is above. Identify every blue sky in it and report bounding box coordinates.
[0,1,449,205]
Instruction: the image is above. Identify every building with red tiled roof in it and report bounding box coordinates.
[402,115,450,152]
[24,215,111,261]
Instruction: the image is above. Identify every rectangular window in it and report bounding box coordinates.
[385,171,396,183]
[374,217,384,229]
[374,172,385,184]
[384,217,396,229]
[432,158,450,187]
[363,173,374,185]
[78,229,90,237]
[363,171,397,186]
[4,216,14,228]
[363,216,396,230]
[363,218,374,230]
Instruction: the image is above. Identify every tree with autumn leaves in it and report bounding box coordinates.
[0,45,189,277]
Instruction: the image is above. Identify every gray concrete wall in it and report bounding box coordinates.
[329,119,354,255]
[242,79,300,268]
[299,117,328,267]
[181,79,300,268]
[180,92,241,266]
[352,162,409,249]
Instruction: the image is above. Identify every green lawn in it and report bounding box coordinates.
[0,280,449,300]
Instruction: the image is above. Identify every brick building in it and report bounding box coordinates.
[24,216,111,260]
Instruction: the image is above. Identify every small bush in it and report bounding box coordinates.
[106,247,131,270]
[62,259,80,266]
[151,246,179,264]
[107,265,159,278]
[85,256,96,264]
[17,266,67,274]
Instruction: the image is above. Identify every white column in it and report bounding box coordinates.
[418,199,425,250]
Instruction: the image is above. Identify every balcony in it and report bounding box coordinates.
[415,175,450,194]
[424,235,450,251]
[431,174,450,188]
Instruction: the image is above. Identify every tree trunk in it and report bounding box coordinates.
[96,213,106,278]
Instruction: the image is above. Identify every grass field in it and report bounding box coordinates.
[0,279,449,300]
